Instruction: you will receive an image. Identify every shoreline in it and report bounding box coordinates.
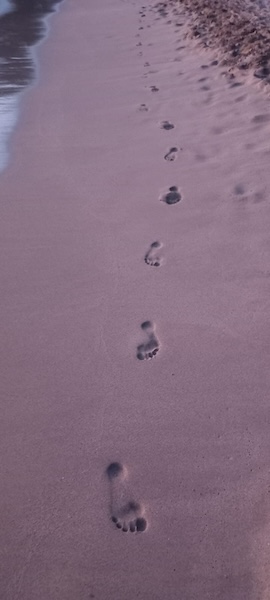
[0,0,64,171]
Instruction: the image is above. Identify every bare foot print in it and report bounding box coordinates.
[161,120,174,130]
[150,85,159,92]
[144,241,163,266]
[137,320,160,360]
[164,146,178,161]
[106,462,148,533]
[138,103,148,111]
[161,186,181,205]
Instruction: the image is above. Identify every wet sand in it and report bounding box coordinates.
[2,0,270,598]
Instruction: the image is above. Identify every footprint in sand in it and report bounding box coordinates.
[161,120,174,130]
[137,321,160,360]
[252,114,270,124]
[230,81,243,88]
[144,241,163,266]
[106,462,148,533]
[234,183,245,196]
[164,146,178,161]
[161,186,182,205]
[150,85,159,92]
[138,103,149,111]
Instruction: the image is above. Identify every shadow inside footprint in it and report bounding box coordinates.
[150,85,159,92]
[161,120,174,130]
[144,241,163,266]
[161,186,181,205]
[106,462,148,533]
[164,147,178,161]
[137,320,160,360]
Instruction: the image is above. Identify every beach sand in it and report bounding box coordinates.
[169,0,270,78]
[2,0,270,598]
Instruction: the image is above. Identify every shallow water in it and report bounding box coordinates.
[0,0,63,171]
[0,0,14,17]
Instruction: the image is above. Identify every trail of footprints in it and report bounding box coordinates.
[107,3,182,535]
[109,0,268,535]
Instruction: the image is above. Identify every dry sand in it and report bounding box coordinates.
[167,0,270,78]
[2,0,270,598]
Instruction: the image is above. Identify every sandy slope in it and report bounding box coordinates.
[167,0,270,78]
[2,0,270,598]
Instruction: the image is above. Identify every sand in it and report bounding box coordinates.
[2,0,270,598]
[167,0,270,78]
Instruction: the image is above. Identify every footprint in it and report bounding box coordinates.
[164,146,178,161]
[161,120,174,130]
[144,61,150,67]
[161,186,181,205]
[230,81,243,88]
[106,462,148,533]
[138,103,149,111]
[252,114,270,124]
[137,321,160,360]
[234,183,245,195]
[150,85,159,92]
[144,241,163,266]
[235,94,247,103]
